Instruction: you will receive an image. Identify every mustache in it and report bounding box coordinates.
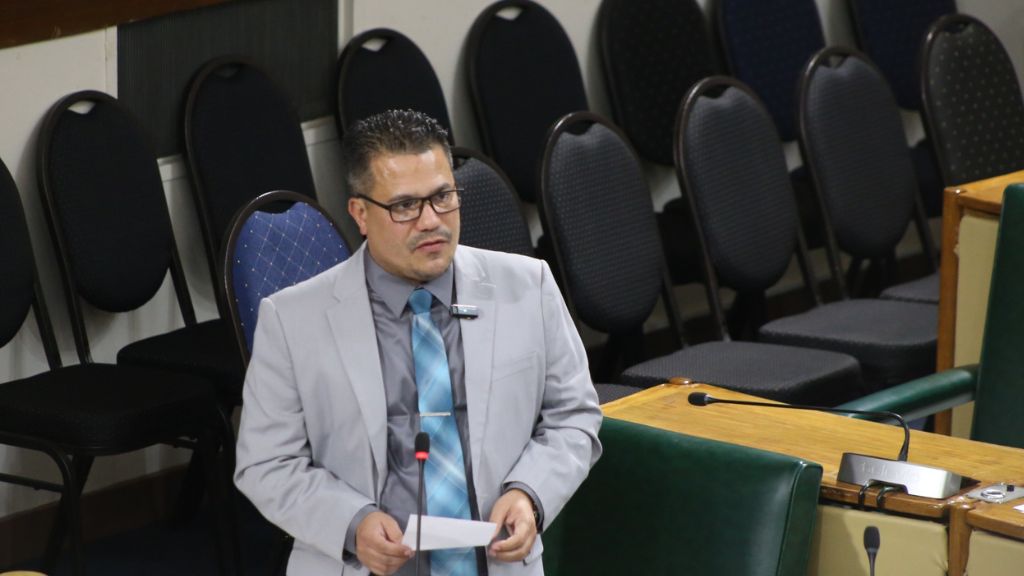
[407,229,452,249]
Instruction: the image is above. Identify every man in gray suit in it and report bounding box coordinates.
[235,110,602,576]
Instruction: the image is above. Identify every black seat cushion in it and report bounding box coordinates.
[0,364,215,451]
[117,318,243,400]
[621,341,862,406]
[593,383,641,404]
[759,299,937,389]
[880,274,939,305]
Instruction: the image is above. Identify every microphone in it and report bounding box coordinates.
[863,526,879,576]
[687,392,963,499]
[687,392,909,461]
[415,432,430,576]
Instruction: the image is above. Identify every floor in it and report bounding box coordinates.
[5,494,285,576]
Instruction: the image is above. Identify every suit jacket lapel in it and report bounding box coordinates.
[455,248,496,476]
[326,246,388,494]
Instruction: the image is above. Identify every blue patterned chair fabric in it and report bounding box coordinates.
[230,198,351,353]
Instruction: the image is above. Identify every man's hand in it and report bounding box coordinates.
[488,488,538,562]
[355,511,413,575]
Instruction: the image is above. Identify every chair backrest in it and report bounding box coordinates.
[921,14,1024,185]
[0,159,37,349]
[539,112,666,336]
[676,77,806,299]
[224,191,351,361]
[0,155,61,368]
[467,0,588,203]
[38,90,195,364]
[973,184,1024,448]
[543,418,822,576]
[335,28,453,140]
[453,147,533,257]
[798,48,924,262]
[597,0,716,165]
[717,0,825,141]
[184,57,318,305]
[848,0,956,110]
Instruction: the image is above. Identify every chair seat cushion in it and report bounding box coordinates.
[620,341,862,406]
[594,383,641,404]
[0,364,215,452]
[759,299,937,389]
[880,273,939,304]
[117,318,243,401]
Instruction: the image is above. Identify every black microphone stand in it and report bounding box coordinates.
[415,432,430,576]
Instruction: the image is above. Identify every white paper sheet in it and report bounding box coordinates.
[401,514,497,551]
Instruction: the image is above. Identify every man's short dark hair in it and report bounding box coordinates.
[342,109,452,198]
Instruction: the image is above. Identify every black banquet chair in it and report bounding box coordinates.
[597,0,715,286]
[452,146,533,257]
[466,0,588,204]
[677,77,937,392]
[184,56,318,314]
[847,0,953,216]
[716,0,827,250]
[540,111,862,405]
[335,27,453,140]
[222,190,351,574]
[19,95,236,575]
[920,14,1024,187]
[797,47,938,304]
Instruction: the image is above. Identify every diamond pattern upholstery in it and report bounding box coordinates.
[228,195,351,354]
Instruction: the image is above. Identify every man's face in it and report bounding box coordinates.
[348,144,460,284]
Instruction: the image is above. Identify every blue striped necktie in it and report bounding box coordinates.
[409,288,478,576]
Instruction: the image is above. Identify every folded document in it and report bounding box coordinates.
[401,515,497,550]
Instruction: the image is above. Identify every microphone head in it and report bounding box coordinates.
[415,432,430,460]
[863,526,880,553]
[688,392,713,406]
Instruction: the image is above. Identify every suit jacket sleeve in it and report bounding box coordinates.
[234,297,376,562]
[501,260,603,529]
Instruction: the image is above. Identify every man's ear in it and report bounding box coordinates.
[348,197,369,236]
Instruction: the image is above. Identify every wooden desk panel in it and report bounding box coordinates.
[938,170,1024,436]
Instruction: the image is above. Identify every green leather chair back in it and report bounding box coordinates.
[972,183,1024,447]
[543,418,822,576]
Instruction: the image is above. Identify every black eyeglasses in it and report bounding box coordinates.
[357,188,463,223]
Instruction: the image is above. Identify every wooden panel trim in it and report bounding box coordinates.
[0,0,235,49]
[0,465,187,568]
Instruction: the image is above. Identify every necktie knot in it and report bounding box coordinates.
[409,287,433,315]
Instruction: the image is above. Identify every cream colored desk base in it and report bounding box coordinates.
[950,210,999,438]
[808,505,947,576]
[965,530,1024,575]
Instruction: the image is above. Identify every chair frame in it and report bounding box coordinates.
[674,76,824,339]
[796,46,938,295]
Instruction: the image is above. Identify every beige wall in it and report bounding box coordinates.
[0,0,1021,520]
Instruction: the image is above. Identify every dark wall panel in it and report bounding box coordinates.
[118,0,337,156]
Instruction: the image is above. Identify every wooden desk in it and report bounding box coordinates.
[960,501,1024,575]
[603,382,1024,574]
[938,170,1024,436]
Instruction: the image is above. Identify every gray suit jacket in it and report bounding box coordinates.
[235,245,602,575]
